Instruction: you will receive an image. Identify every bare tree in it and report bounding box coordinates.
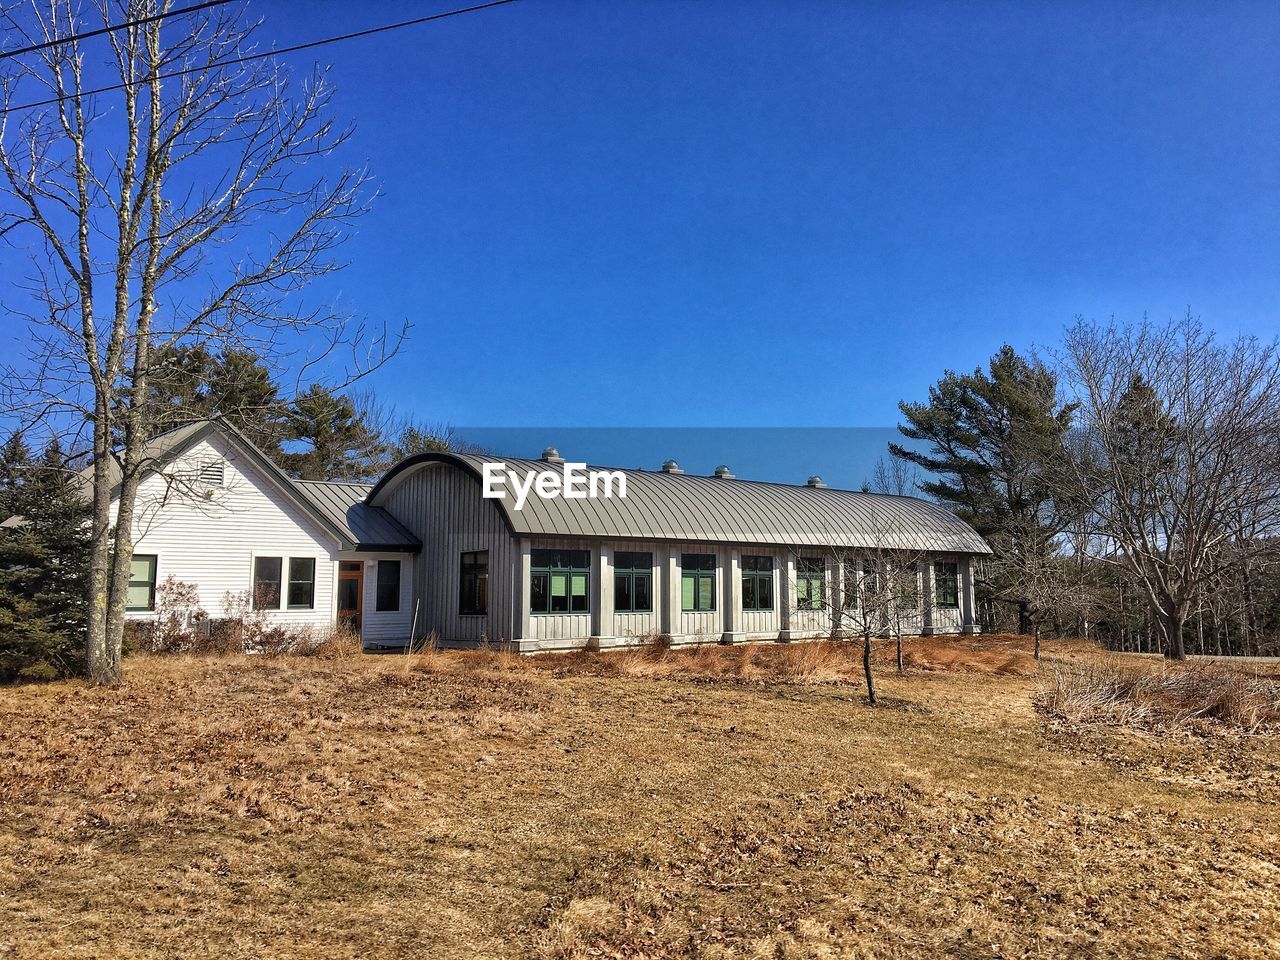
[865,455,922,498]
[0,2,403,684]
[1054,315,1280,660]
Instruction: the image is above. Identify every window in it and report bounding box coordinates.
[253,556,282,610]
[613,551,652,613]
[126,554,157,611]
[796,557,825,610]
[935,561,960,609]
[376,559,401,612]
[741,555,774,611]
[681,553,716,612]
[199,461,225,486]
[287,557,316,610]
[530,549,589,615]
[460,551,489,615]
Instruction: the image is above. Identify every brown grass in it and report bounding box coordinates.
[2,641,1279,958]
[1039,656,1280,734]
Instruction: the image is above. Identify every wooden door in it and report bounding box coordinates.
[338,561,364,635]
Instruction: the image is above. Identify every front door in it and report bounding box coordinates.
[338,561,364,635]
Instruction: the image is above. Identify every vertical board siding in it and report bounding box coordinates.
[352,552,416,643]
[120,435,338,629]
[379,463,515,644]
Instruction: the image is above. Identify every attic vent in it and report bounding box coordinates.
[661,459,684,474]
[806,475,827,489]
[713,465,734,479]
[199,461,226,486]
[541,446,564,464]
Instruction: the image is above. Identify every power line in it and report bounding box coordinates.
[0,0,234,62]
[0,0,519,115]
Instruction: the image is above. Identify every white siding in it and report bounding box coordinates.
[118,434,338,629]
[348,552,416,644]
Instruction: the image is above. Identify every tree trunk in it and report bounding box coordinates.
[895,629,904,674]
[85,403,119,686]
[1018,600,1031,635]
[1033,623,1041,661]
[1160,604,1187,660]
[863,632,877,706]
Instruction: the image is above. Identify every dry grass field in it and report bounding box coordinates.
[2,636,1279,959]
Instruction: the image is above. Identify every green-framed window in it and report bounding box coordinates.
[741,555,774,611]
[253,556,282,610]
[796,557,825,610]
[460,551,489,615]
[126,554,157,611]
[530,549,590,615]
[681,553,716,612]
[935,561,959,608]
[613,551,652,613]
[287,557,316,610]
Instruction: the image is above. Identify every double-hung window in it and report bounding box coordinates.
[376,559,401,612]
[253,556,282,610]
[613,551,652,613]
[741,555,774,611]
[530,549,590,615]
[460,551,489,615]
[127,554,157,611]
[287,557,316,610]
[681,553,716,612]
[935,561,960,609]
[796,557,825,610]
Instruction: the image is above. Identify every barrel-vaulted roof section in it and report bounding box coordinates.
[367,454,991,555]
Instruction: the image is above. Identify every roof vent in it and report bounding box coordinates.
[661,459,684,474]
[713,465,734,479]
[541,446,564,464]
[806,475,828,488]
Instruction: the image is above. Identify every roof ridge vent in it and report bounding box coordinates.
[541,446,564,464]
[661,459,684,474]
[806,475,828,488]
[713,465,734,479]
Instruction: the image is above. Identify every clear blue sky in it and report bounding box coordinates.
[7,0,1280,483]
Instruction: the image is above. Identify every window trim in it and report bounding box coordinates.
[375,558,401,613]
[252,555,283,611]
[934,560,960,609]
[459,550,489,617]
[286,556,317,611]
[613,550,653,614]
[530,548,591,616]
[680,553,717,613]
[126,553,158,612]
[796,556,825,611]
[741,555,774,612]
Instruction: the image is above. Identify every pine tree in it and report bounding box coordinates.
[283,385,391,481]
[0,438,91,682]
[889,345,1076,632]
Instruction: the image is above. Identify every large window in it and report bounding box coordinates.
[681,553,716,612]
[741,555,774,611]
[287,557,316,610]
[376,559,401,612]
[796,557,825,610]
[253,556,282,610]
[127,554,157,611]
[460,551,489,615]
[935,561,960,609]
[614,551,652,613]
[530,549,589,615]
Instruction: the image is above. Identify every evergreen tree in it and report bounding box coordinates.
[283,385,391,481]
[0,438,91,682]
[889,345,1076,631]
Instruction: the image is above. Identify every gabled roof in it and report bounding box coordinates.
[368,454,992,555]
[90,420,419,553]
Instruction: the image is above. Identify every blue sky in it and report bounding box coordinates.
[5,0,1280,483]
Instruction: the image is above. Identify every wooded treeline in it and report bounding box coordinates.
[885,315,1280,659]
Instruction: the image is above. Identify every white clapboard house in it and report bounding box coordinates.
[98,420,989,652]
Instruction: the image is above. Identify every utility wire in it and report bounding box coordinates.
[0,0,518,115]
[0,0,234,61]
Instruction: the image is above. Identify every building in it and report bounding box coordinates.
[110,421,990,651]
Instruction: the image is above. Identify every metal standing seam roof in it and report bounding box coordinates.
[369,454,992,555]
[290,479,420,552]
